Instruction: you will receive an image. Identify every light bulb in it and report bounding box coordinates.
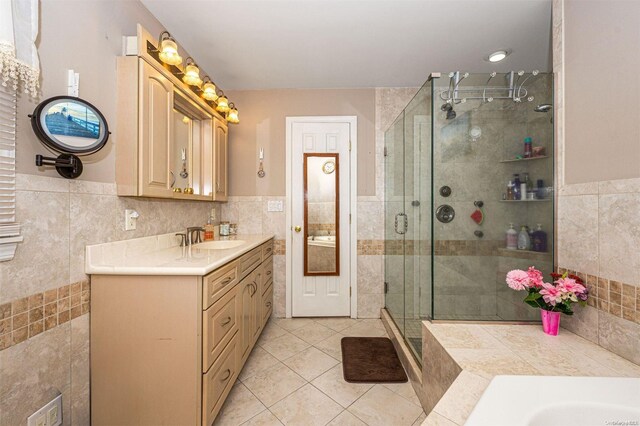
[202,80,218,101]
[216,94,230,113]
[182,60,202,87]
[158,36,182,66]
[227,104,239,124]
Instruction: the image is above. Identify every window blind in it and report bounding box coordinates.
[0,84,17,225]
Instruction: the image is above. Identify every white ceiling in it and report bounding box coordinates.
[141,0,552,90]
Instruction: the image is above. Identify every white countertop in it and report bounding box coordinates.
[85,233,275,276]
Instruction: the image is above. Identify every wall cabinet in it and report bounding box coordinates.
[91,239,274,425]
[116,56,228,201]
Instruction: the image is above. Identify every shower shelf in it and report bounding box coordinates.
[499,199,551,203]
[497,248,551,261]
[499,156,548,163]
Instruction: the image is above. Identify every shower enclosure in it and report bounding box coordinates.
[384,72,554,362]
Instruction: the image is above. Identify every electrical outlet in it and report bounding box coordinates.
[267,200,283,212]
[210,208,217,222]
[124,209,139,231]
[27,394,62,426]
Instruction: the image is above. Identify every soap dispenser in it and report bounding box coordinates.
[506,223,518,250]
[531,224,547,252]
[517,225,531,250]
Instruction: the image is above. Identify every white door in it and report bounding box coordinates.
[290,120,352,317]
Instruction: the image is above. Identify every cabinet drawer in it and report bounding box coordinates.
[203,260,238,309]
[261,261,273,295]
[203,288,238,372]
[261,241,274,261]
[239,247,261,280]
[262,284,273,325]
[203,337,237,426]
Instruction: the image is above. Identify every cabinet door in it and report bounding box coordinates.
[213,118,228,202]
[251,267,263,343]
[239,274,255,364]
[139,59,173,198]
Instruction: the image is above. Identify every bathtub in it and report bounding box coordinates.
[466,375,640,426]
[307,235,336,248]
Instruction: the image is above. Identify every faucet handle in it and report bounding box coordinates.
[187,227,205,244]
[175,233,187,247]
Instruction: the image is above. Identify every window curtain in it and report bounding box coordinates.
[0,0,39,97]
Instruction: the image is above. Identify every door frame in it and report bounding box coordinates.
[285,116,358,318]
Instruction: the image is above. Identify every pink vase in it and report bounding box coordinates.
[540,309,561,335]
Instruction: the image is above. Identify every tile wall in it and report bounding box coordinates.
[0,174,219,425]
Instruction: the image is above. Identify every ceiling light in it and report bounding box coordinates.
[202,77,218,101]
[226,103,239,124]
[182,57,203,87]
[488,50,509,63]
[158,31,182,66]
[216,92,230,113]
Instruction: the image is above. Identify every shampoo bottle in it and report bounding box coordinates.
[513,174,521,200]
[506,223,518,250]
[524,137,533,158]
[517,225,531,250]
[531,224,547,252]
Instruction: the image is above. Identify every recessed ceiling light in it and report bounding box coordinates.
[487,50,509,63]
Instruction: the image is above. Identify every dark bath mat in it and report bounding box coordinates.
[341,337,408,383]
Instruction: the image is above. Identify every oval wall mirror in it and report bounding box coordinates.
[30,96,110,178]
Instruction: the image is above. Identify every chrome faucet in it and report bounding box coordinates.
[187,227,204,246]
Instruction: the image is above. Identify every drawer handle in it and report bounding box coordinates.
[220,369,231,381]
[220,277,233,286]
[266,270,272,276]
[266,247,272,253]
[221,316,232,326]
[266,302,272,308]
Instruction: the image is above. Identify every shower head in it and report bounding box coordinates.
[534,104,552,113]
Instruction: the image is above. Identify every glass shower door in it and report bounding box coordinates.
[403,83,432,360]
[384,112,405,336]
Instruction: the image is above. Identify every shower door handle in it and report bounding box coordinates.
[394,213,408,235]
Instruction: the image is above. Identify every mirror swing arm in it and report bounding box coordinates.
[29,95,110,179]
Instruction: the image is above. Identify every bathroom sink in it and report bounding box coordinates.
[194,240,246,250]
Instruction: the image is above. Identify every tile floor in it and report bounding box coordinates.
[214,317,426,426]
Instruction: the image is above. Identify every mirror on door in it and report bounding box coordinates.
[304,154,340,276]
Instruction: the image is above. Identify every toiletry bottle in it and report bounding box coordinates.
[204,215,215,241]
[513,174,521,200]
[521,173,529,200]
[524,137,533,158]
[506,223,518,250]
[536,179,545,199]
[506,180,514,200]
[531,224,547,252]
[517,225,531,250]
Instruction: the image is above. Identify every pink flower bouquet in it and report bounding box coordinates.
[506,267,588,315]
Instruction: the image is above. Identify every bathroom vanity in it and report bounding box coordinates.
[86,234,274,425]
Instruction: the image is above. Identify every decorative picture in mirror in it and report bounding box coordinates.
[30,96,109,178]
[304,153,340,276]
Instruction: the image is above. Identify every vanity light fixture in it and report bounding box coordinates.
[226,103,239,124]
[487,50,509,63]
[158,31,182,66]
[182,57,203,87]
[202,77,218,101]
[216,92,230,113]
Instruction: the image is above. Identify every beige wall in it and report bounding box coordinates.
[556,0,640,365]
[564,0,640,184]
[225,89,376,196]
[15,0,165,182]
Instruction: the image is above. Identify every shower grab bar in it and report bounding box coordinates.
[394,213,408,235]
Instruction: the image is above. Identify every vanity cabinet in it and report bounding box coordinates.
[116,55,228,201]
[91,239,274,426]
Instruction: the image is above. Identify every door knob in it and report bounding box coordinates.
[294,226,302,233]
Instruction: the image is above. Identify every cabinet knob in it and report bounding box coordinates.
[220,369,231,381]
